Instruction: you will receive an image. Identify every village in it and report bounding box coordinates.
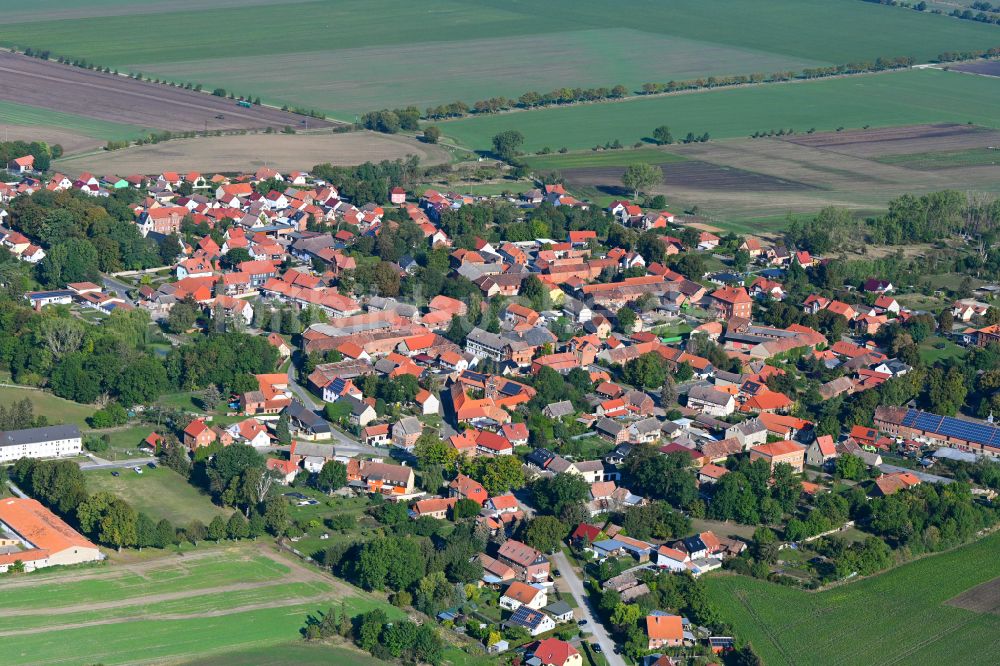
[2,149,1000,666]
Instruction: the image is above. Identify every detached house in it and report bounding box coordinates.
[497,539,550,583]
[500,581,548,611]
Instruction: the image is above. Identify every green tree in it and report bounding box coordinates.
[422,126,441,144]
[492,130,525,161]
[226,512,249,540]
[531,473,590,516]
[275,412,291,446]
[616,306,637,333]
[477,455,525,495]
[652,125,674,145]
[77,492,138,551]
[621,162,663,198]
[156,519,176,547]
[316,460,347,495]
[208,515,227,542]
[523,515,567,553]
[263,495,289,536]
[452,497,481,520]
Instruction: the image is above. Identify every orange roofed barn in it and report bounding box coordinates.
[0,498,103,572]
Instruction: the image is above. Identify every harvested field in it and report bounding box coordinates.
[552,125,1000,223]
[951,60,1000,77]
[782,122,1000,157]
[946,576,1000,614]
[562,160,815,199]
[0,123,107,154]
[55,131,449,174]
[0,50,334,134]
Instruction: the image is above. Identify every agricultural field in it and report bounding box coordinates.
[0,100,148,153]
[442,68,1000,153]
[184,642,391,666]
[54,131,449,174]
[543,121,1000,224]
[0,50,334,138]
[1,0,997,122]
[85,465,231,525]
[704,531,1000,666]
[1,543,404,666]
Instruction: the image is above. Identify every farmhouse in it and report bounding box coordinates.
[0,424,82,463]
[0,498,103,572]
[874,405,1000,458]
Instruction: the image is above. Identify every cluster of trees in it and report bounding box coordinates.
[637,55,913,96]
[8,189,161,282]
[937,46,1000,62]
[311,157,420,205]
[468,84,629,114]
[307,606,444,665]
[623,447,699,509]
[949,6,1000,24]
[325,519,484,619]
[359,107,421,134]
[0,140,59,171]
[708,459,802,526]
[0,398,43,431]
[164,331,278,394]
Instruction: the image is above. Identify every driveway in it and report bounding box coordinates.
[552,551,626,666]
[79,456,156,470]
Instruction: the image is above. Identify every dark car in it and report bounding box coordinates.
[592,644,603,653]
[147,462,157,469]
[111,471,120,477]
[552,569,561,578]
[577,618,588,625]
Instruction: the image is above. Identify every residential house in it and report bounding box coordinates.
[805,435,837,467]
[506,606,555,637]
[497,539,550,582]
[182,419,217,451]
[750,440,806,473]
[392,416,423,451]
[528,639,581,666]
[449,474,488,505]
[347,459,416,495]
[345,396,377,427]
[500,581,548,611]
[686,385,736,417]
[646,614,684,650]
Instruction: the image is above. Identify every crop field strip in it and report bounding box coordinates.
[704,531,1000,666]
[1,0,998,121]
[1,544,406,666]
[440,68,1000,153]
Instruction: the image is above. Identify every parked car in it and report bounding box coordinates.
[133,466,143,474]
[111,471,119,477]
[147,462,157,469]
[592,644,603,653]
[577,619,588,625]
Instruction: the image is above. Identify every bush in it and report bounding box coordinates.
[88,403,128,428]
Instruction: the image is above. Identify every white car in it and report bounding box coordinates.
[133,466,143,474]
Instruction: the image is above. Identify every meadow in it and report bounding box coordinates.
[0,383,95,427]
[441,68,1000,152]
[1,0,997,120]
[704,531,1000,665]
[1,543,406,666]
[85,465,231,525]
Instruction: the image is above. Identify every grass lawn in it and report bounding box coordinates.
[0,384,94,427]
[157,390,204,412]
[85,465,230,525]
[86,424,154,459]
[522,147,687,171]
[919,335,967,364]
[704,530,1000,666]
[440,68,1000,152]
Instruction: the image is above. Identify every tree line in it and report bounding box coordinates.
[302,604,444,665]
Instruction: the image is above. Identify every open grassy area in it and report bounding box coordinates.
[85,465,230,525]
[705,531,1000,666]
[919,335,968,364]
[441,69,1000,152]
[0,100,149,141]
[2,543,407,666]
[2,0,997,120]
[0,384,94,427]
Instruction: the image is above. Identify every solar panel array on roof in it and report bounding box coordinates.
[901,408,1000,450]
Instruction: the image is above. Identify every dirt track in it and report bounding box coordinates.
[0,50,335,132]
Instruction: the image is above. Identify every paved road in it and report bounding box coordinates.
[102,275,137,305]
[286,362,320,410]
[80,456,156,470]
[552,551,625,666]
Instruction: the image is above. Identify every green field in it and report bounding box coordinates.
[2,0,998,119]
[0,100,150,141]
[184,642,391,666]
[523,148,688,170]
[875,146,1000,170]
[85,465,231,524]
[441,68,1000,152]
[0,384,95,427]
[2,544,407,666]
[705,531,1000,666]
